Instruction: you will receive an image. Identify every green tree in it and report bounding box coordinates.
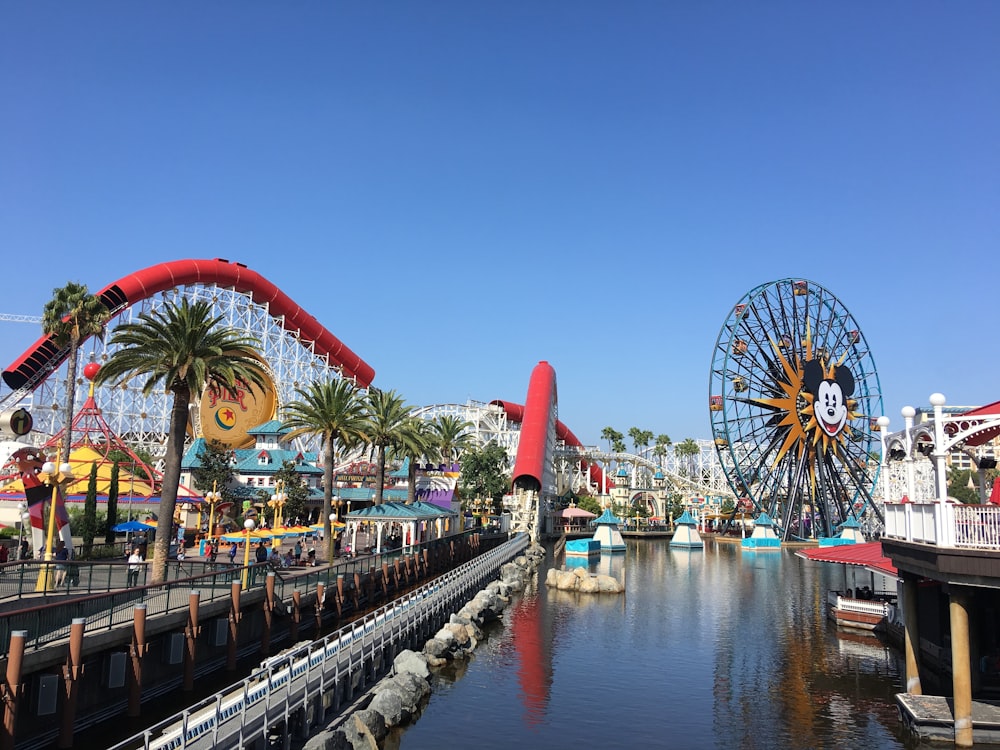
[281,378,367,551]
[459,442,510,512]
[272,460,310,524]
[628,428,653,455]
[94,298,267,583]
[105,462,120,545]
[192,440,236,504]
[675,438,700,476]
[576,495,603,516]
[42,282,110,459]
[653,434,672,465]
[601,427,624,453]
[363,389,412,506]
[81,463,99,548]
[397,417,438,505]
[432,414,475,466]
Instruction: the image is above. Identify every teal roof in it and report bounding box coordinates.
[592,508,622,525]
[247,420,291,436]
[755,512,776,527]
[675,510,697,526]
[346,501,454,520]
[838,516,862,529]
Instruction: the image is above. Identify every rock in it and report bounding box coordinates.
[393,649,430,680]
[423,638,451,659]
[369,690,405,727]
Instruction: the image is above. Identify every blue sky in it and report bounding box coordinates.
[1,3,998,447]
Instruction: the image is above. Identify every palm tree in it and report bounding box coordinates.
[601,427,622,453]
[281,378,367,548]
[363,389,411,505]
[397,417,439,504]
[42,282,110,457]
[432,414,474,467]
[94,298,267,583]
[654,434,672,466]
[675,438,701,477]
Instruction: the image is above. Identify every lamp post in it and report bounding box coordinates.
[269,480,287,554]
[204,481,221,541]
[38,442,74,591]
[241,517,256,590]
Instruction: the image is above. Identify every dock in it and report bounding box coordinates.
[896,693,1000,744]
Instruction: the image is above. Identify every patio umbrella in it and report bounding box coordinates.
[112,520,156,532]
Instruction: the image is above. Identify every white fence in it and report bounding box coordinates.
[884,502,1000,550]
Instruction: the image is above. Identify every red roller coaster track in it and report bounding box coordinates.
[491,361,610,490]
[2,258,375,391]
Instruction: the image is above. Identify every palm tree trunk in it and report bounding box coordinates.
[375,445,386,505]
[151,389,189,583]
[407,460,417,504]
[61,340,79,460]
[322,436,334,551]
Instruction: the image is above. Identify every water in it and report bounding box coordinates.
[390,538,920,750]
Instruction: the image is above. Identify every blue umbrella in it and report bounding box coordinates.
[112,520,155,532]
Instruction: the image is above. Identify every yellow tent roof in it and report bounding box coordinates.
[1,444,155,497]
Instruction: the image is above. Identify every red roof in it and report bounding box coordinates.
[796,542,897,577]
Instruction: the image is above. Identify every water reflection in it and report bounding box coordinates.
[394,539,916,750]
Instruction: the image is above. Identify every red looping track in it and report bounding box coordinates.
[2,258,375,391]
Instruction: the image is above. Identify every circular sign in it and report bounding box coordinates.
[7,408,33,436]
[198,367,277,449]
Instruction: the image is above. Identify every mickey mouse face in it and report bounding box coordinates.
[815,380,848,436]
[803,359,855,439]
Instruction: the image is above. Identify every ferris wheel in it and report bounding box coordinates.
[709,279,884,540]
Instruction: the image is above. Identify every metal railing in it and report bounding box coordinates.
[0,530,489,658]
[884,502,1000,550]
[0,559,228,604]
[109,533,529,750]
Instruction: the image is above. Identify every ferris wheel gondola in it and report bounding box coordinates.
[709,279,884,540]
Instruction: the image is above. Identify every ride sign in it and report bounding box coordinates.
[2,408,32,436]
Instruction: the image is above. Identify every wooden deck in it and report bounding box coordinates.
[896,693,1000,744]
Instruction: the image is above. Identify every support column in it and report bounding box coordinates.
[262,573,275,656]
[315,582,325,632]
[227,582,241,671]
[950,588,974,747]
[2,630,28,750]
[901,576,922,695]
[59,618,86,748]
[335,575,344,618]
[128,605,147,717]
[290,590,301,642]
[184,591,201,691]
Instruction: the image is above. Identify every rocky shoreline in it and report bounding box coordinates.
[301,542,546,750]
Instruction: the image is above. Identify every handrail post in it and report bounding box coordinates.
[290,590,301,641]
[262,573,275,656]
[2,630,27,750]
[184,591,201,691]
[227,582,241,671]
[315,582,325,632]
[128,605,147,717]
[58,618,86,748]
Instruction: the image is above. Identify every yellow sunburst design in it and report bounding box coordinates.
[747,320,863,496]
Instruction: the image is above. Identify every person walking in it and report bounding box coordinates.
[293,540,302,566]
[208,539,218,563]
[229,541,238,564]
[53,541,70,588]
[127,547,143,587]
[253,541,268,583]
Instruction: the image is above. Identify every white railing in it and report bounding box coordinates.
[884,502,1000,550]
[828,592,890,618]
